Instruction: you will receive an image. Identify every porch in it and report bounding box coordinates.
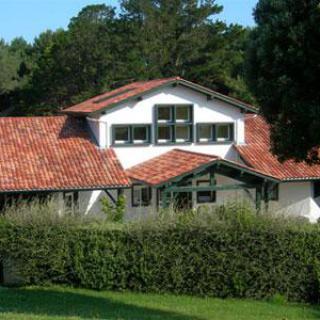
[126,149,279,212]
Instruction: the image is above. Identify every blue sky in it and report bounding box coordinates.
[0,0,257,43]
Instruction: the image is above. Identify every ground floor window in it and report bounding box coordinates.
[63,191,79,214]
[132,184,152,207]
[196,180,216,204]
[266,184,279,201]
[314,181,320,198]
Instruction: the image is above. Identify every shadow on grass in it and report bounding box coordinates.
[0,287,201,320]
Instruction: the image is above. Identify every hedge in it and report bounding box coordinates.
[1,208,320,303]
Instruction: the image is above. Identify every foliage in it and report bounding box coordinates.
[100,194,126,223]
[1,2,255,115]
[245,0,320,162]
[1,203,320,303]
[0,286,319,320]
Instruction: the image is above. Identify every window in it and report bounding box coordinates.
[155,105,193,144]
[114,126,130,144]
[133,126,149,144]
[157,106,172,122]
[175,125,191,142]
[196,181,216,204]
[216,124,230,142]
[63,191,79,214]
[265,184,279,201]
[197,123,234,143]
[113,125,151,145]
[158,126,172,142]
[175,105,190,122]
[198,124,213,142]
[314,181,320,198]
[132,184,152,207]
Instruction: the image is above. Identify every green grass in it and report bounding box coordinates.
[0,286,319,320]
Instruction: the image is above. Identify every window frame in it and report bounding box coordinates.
[112,124,151,146]
[155,104,193,145]
[196,180,216,204]
[197,123,234,144]
[132,183,152,207]
[216,123,231,142]
[63,191,80,214]
[265,184,279,201]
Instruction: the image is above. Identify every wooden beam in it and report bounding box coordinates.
[256,187,262,212]
[105,190,116,204]
[164,183,257,193]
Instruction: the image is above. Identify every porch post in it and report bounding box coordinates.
[256,186,262,212]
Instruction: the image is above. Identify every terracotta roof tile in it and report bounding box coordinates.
[0,116,130,192]
[63,77,180,115]
[126,149,217,186]
[235,115,320,181]
[63,77,257,115]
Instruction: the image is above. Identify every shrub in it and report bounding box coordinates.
[0,202,320,303]
[100,195,126,223]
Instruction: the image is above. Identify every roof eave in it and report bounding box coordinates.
[62,78,258,117]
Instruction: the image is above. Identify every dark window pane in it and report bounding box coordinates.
[315,182,320,198]
[197,181,216,203]
[157,106,172,121]
[199,125,212,141]
[133,185,151,206]
[176,125,190,142]
[133,126,148,142]
[176,106,190,122]
[216,124,230,141]
[158,126,172,141]
[114,127,129,142]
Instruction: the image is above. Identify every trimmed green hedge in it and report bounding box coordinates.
[1,210,320,302]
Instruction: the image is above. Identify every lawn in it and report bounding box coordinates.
[0,286,318,320]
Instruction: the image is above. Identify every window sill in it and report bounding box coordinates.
[112,143,151,147]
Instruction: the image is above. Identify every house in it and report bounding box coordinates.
[1,77,320,221]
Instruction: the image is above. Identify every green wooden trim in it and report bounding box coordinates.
[154,104,194,144]
[196,123,234,144]
[131,183,152,207]
[196,179,216,203]
[112,124,151,146]
[155,159,279,189]
[256,186,262,211]
[164,183,257,193]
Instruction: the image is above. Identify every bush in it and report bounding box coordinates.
[0,202,320,303]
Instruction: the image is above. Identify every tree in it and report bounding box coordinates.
[245,0,320,162]
[0,38,32,112]
[121,0,255,102]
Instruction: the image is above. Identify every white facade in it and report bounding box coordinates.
[77,85,320,222]
[87,85,244,168]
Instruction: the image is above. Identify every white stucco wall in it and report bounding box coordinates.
[269,181,320,223]
[87,85,245,168]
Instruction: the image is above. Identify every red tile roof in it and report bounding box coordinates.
[63,77,180,115]
[235,115,320,181]
[63,77,257,115]
[126,149,277,186]
[127,149,217,186]
[0,116,130,192]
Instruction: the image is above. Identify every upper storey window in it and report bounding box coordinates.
[112,125,151,145]
[155,105,193,144]
[197,123,234,143]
